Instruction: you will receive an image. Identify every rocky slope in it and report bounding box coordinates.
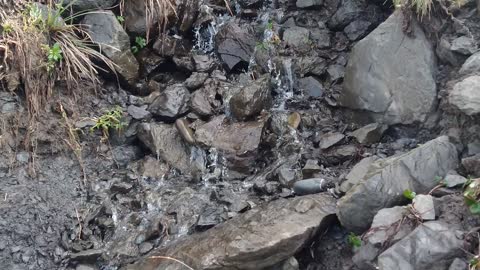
[1,0,480,270]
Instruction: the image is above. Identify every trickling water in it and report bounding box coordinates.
[193,5,232,54]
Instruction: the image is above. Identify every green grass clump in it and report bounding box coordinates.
[90,106,125,141]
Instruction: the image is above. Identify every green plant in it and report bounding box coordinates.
[470,256,480,270]
[1,23,13,34]
[116,15,125,23]
[403,189,416,200]
[464,178,480,214]
[44,42,63,73]
[347,232,362,248]
[131,36,147,54]
[90,106,125,141]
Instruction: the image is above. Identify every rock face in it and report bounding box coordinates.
[195,116,266,171]
[449,76,480,115]
[377,221,463,270]
[337,136,458,233]
[137,123,203,176]
[216,22,256,71]
[123,194,336,270]
[123,0,150,36]
[459,51,480,74]
[340,11,436,125]
[83,11,139,83]
[229,75,272,120]
[148,84,190,118]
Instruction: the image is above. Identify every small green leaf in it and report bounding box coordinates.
[116,16,125,23]
[470,203,480,214]
[135,36,147,48]
[403,189,416,200]
[347,233,362,248]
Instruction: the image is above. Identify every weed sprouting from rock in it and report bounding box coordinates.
[90,106,125,142]
[347,232,362,248]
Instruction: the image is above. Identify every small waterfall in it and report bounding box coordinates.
[193,5,232,55]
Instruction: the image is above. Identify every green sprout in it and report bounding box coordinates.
[45,42,63,73]
[116,16,125,23]
[347,232,362,248]
[403,189,416,200]
[131,36,147,54]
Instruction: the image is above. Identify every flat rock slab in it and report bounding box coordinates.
[123,194,336,270]
[337,136,458,233]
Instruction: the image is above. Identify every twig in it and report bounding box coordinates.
[149,256,195,270]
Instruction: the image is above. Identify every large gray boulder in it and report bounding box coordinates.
[340,11,436,125]
[378,221,463,270]
[337,136,458,233]
[123,194,336,270]
[448,76,480,116]
[83,11,139,83]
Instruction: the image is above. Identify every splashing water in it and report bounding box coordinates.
[193,5,232,54]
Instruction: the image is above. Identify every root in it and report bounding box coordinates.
[148,256,195,270]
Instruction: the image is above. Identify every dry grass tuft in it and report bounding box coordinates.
[0,1,116,152]
[394,0,465,18]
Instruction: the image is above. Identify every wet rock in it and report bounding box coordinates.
[377,221,463,269]
[344,20,372,41]
[173,56,194,71]
[127,105,151,120]
[138,123,203,176]
[193,55,216,72]
[449,258,468,270]
[175,118,195,144]
[83,11,139,83]
[283,27,311,53]
[176,0,200,32]
[449,76,480,116]
[124,194,336,270]
[293,178,330,195]
[298,77,324,98]
[337,136,458,233]
[230,75,272,120]
[328,0,366,30]
[195,116,266,171]
[459,51,480,74]
[462,154,480,177]
[152,35,192,57]
[216,22,256,71]
[413,194,435,221]
[190,90,214,117]
[148,84,190,118]
[340,156,379,193]
[184,72,208,90]
[294,57,328,77]
[288,112,301,129]
[450,36,478,55]
[340,11,436,125]
[277,166,298,187]
[140,156,170,179]
[76,265,98,270]
[350,123,386,145]
[296,0,323,8]
[319,132,345,150]
[61,0,116,11]
[302,160,322,178]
